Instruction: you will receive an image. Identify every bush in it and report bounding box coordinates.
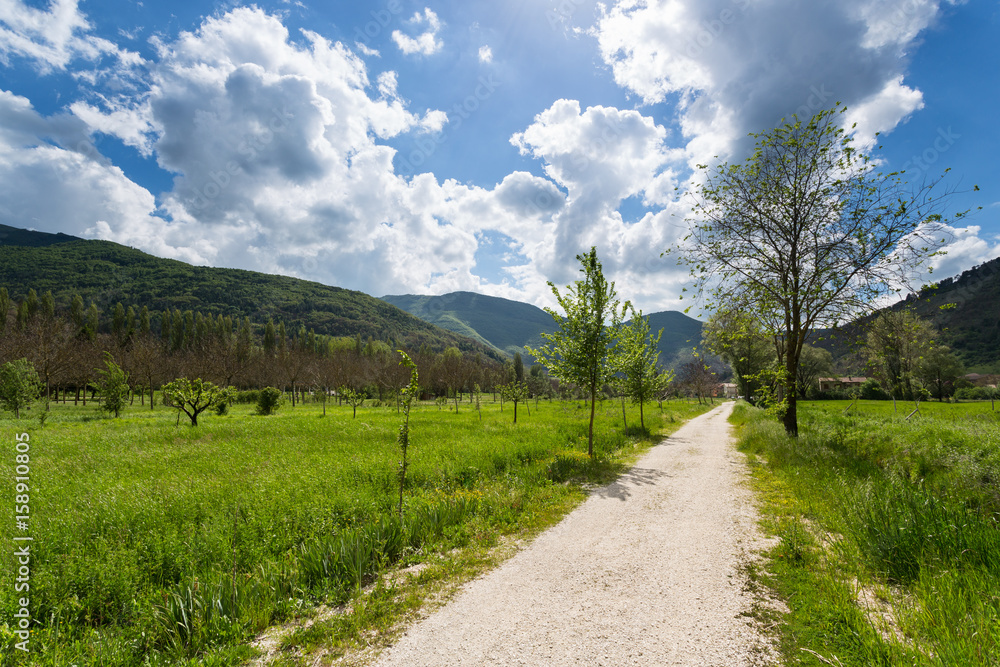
[256,387,283,415]
[233,389,261,404]
[954,387,995,401]
[859,378,890,401]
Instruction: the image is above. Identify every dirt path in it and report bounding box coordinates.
[372,402,776,666]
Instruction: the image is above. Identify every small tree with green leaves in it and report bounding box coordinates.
[526,247,622,457]
[616,307,672,432]
[397,350,419,518]
[96,353,130,418]
[341,387,365,418]
[500,380,528,424]
[0,359,41,418]
[162,377,232,426]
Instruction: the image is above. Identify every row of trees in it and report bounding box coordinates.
[1,278,697,426]
[702,302,969,405]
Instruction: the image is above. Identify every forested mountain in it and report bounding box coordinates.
[0,224,501,359]
[813,256,1000,373]
[895,257,1000,371]
[381,291,704,365]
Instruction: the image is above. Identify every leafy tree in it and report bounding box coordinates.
[527,247,622,457]
[500,380,528,424]
[162,377,232,426]
[341,387,365,418]
[795,344,833,399]
[0,358,41,418]
[676,105,972,435]
[616,307,671,431]
[513,352,524,382]
[702,308,775,403]
[84,302,99,341]
[70,294,85,335]
[96,352,130,418]
[917,344,964,401]
[865,310,935,401]
[396,350,419,518]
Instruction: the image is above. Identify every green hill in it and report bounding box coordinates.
[811,256,1000,373]
[899,256,1000,371]
[0,224,502,359]
[381,291,704,365]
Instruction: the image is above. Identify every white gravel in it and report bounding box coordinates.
[372,402,777,666]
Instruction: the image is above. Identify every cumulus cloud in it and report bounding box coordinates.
[478,45,493,63]
[0,0,138,74]
[593,0,958,165]
[391,8,443,56]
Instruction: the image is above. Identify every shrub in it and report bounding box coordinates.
[256,387,283,415]
[859,378,890,401]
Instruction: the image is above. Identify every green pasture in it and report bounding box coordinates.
[733,399,1000,666]
[1,395,710,666]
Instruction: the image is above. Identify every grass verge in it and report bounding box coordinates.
[731,400,1000,666]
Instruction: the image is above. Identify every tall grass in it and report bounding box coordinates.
[1,397,709,665]
[732,400,1000,665]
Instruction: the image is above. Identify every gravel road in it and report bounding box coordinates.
[372,402,776,666]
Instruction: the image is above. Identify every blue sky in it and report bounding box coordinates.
[0,0,997,313]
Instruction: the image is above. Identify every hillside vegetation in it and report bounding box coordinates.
[0,224,499,358]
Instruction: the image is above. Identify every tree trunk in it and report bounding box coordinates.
[639,400,645,432]
[588,389,596,457]
[621,395,627,431]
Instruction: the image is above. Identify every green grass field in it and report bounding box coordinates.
[1,395,711,666]
[733,399,1000,666]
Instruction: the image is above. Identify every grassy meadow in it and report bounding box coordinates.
[733,399,1000,666]
[1,394,711,666]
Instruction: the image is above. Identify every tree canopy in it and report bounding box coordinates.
[526,247,622,456]
[676,104,973,435]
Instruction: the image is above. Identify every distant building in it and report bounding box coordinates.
[818,376,867,392]
[721,383,739,398]
[964,373,999,388]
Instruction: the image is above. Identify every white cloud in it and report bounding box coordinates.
[593,0,957,166]
[0,0,136,73]
[391,8,443,56]
[478,45,493,63]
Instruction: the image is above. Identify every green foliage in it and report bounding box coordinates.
[500,380,528,424]
[702,309,775,403]
[859,378,890,401]
[0,358,41,418]
[96,352,130,418]
[396,350,420,518]
[678,104,972,436]
[0,226,503,360]
[255,387,283,416]
[162,377,233,426]
[340,387,365,418]
[526,247,622,456]
[615,306,672,431]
